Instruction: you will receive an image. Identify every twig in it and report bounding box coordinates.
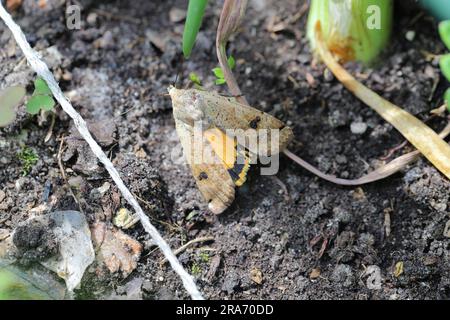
[0,3,203,300]
[161,236,215,265]
[44,111,56,143]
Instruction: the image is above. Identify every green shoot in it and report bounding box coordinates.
[439,20,450,50]
[212,55,235,85]
[189,72,202,86]
[441,54,450,82]
[183,0,208,58]
[191,262,202,276]
[0,86,25,127]
[26,78,55,115]
[199,251,210,263]
[18,147,39,176]
[439,20,450,111]
[307,0,393,64]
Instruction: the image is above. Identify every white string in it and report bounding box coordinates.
[0,2,203,300]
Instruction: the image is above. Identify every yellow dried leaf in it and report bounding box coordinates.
[394,262,404,278]
[314,22,450,181]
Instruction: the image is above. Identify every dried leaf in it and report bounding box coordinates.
[394,262,404,278]
[315,22,450,181]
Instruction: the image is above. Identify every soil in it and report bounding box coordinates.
[1,0,449,300]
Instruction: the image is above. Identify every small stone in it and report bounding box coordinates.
[86,12,98,25]
[169,7,186,23]
[444,220,450,238]
[331,264,354,287]
[363,265,382,290]
[250,267,263,285]
[309,268,321,279]
[405,30,415,41]
[350,122,368,134]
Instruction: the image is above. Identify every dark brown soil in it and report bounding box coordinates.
[0,0,449,300]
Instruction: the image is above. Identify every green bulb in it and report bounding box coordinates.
[307,0,393,64]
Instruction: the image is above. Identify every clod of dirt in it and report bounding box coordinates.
[62,120,116,176]
[113,153,173,219]
[91,222,142,277]
[12,218,58,266]
[221,272,240,294]
[331,264,354,288]
[404,167,450,213]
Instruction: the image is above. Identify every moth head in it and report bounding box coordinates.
[168,86,204,126]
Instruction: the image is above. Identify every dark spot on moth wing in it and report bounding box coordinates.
[198,172,208,180]
[249,116,261,129]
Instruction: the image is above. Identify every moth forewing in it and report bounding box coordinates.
[198,91,293,156]
[174,118,235,214]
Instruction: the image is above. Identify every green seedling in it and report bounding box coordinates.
[212,55,235,85]
[0,86,26,127]
[189,72,202,86]
[26,78,55,115]
[191,262,202,276]
[199,251,210,263]
[18,146,39,176]
[439,20,450,50]
[439,20,450,110]
[183,0,208,58]
[441,54,450,82]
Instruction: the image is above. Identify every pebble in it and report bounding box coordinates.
[363,265,382,290]
[169,7,186,23]
[444,220,450,238]
[350,122,368,135]
[405,30,416,42]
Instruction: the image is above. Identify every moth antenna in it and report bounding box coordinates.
[171,55,185,89]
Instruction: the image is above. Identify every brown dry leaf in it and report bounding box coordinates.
[6,0,22,11]
[309,268,321,279]
[315,22,450,181]
[91,222,142,277]
[250,267,263,285]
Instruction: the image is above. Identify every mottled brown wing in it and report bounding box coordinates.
[200,91,294,156]
[174,119,235,214]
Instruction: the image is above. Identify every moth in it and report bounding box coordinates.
[169,86,293,214]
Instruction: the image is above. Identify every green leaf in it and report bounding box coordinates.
[440,53,450,82]
[445,88,450,112]
[227,55,236,69]
[33,78,52,95]
[212,67,224,79]
[182,0,208,58]
[0,86,25,127]
[189,72,202,85]
[26,95,55,115]
[439,20,450,51]
[215,78,226,85]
